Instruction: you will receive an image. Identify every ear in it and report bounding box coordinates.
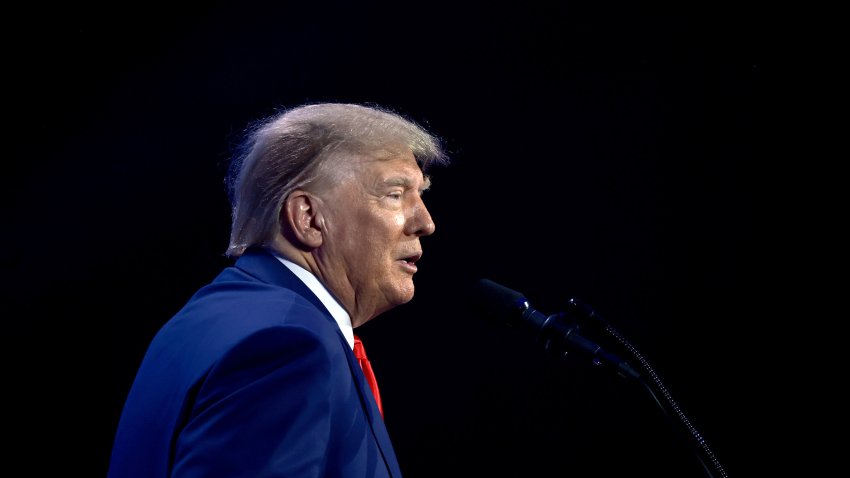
[281,190,324,249]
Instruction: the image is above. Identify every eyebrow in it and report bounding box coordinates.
[383,175,432,192]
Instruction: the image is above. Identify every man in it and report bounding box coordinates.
[107,103,447,477]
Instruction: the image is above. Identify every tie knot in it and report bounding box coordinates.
[353,335,367,360]
[353,334,383,417]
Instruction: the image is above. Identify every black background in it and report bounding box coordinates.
[4,1,771,476]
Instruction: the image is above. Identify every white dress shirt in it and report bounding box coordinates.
[270,252,354,350]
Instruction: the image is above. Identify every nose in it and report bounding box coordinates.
[407,197,436,237]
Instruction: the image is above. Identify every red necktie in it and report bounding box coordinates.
[353,335,383,418]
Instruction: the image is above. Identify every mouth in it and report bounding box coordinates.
[397,251,422,273]
[400,251,422,264]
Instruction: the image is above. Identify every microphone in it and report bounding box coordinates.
[473,278,640,380]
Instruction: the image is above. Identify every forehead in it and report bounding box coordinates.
[353,150,427,186]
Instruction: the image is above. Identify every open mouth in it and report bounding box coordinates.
[397,251,422,272]
[399,251,422,265]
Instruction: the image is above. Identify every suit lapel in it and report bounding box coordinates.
[234,247,402,477]
[343,343,403,477]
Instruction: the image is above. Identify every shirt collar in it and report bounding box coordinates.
[270,253,354,350]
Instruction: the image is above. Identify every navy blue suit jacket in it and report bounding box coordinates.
[108,248,402,477]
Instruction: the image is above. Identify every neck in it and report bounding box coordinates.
[266,240,376,327]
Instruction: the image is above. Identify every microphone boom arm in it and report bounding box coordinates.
[474,278,727,478]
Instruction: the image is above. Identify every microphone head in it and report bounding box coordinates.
[472,278,528,325]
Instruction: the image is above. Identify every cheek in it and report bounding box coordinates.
[349,211,406,266]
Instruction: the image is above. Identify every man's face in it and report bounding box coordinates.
[315,150,435,324]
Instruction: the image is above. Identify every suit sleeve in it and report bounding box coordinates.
[171,325,334,478]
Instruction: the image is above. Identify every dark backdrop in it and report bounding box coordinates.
[4,1,768,476]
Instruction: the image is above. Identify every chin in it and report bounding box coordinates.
[387,281,416,306]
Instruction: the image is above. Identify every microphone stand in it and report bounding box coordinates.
[563,298,728,478]
[472,278,726,476]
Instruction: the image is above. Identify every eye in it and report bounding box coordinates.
[386,192,403,200]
